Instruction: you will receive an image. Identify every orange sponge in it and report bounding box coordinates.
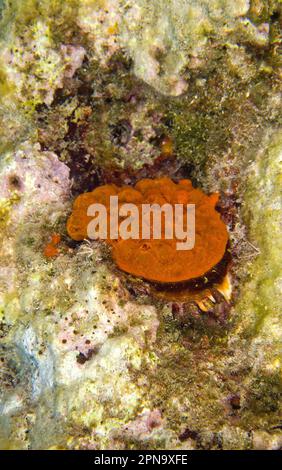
[67,178,228,283]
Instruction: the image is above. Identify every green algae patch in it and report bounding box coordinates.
[0,68,14,97]
[238,130,282,334]
[0,193,21,230]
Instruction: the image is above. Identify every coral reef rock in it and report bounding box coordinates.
[0,0,281,450]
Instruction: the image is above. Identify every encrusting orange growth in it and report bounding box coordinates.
[51,233,61,245]
[43,233,61,258]
[67,178,229,283]
[44,244,59,258]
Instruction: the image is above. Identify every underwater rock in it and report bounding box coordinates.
[77,0,269,96]
[0,0,281,451]
[0,142,70,205]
